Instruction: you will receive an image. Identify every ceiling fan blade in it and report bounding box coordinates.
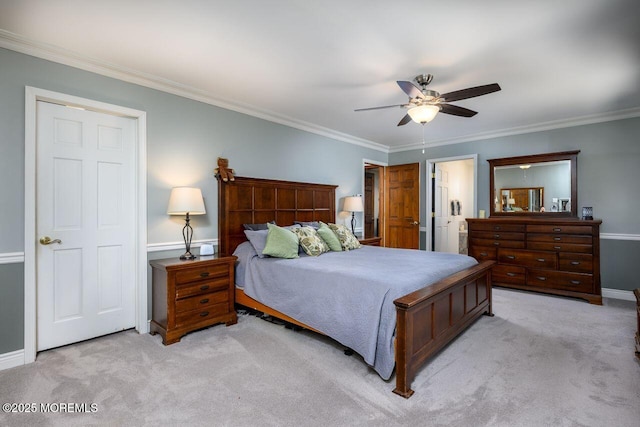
[439,104,478,117]
[440,83,501,102]
[397,80,424,99]
[354,103,408,112]
[397,114,412,126]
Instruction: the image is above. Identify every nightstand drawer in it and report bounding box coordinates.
[176,277,229,299]
[175,264,229,285]
[175,303,229,327]
[175,291,228,313]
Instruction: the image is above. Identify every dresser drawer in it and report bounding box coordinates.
[175,302,229,327]
[527,241,592,253]
[527,234,592,244]
[472,238,525,249]
[470,246,497,261]
[527,269,593,293]
[558,253,593,273]
[175,277,229,299]
[175,290,228,313]
[175,263,229,285]
[493,265,526,285]
[471,231,524,241]
[470,223,525,232]
[498,249,557,269]
[526,224,593,235]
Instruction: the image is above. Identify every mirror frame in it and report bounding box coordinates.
[488,150,579,218]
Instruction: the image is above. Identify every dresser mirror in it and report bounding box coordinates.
[488,151,579,217]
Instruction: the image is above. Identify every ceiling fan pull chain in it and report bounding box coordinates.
[422,123,426,154]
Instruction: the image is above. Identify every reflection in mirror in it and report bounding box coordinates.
[499,187,544,212]
[488,151,579,217]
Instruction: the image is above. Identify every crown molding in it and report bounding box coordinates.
[0,30,388,154]
[389,107,640,153]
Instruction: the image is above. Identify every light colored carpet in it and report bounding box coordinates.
[1,288,638,427]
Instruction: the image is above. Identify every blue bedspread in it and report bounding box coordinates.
[234,242,477,380]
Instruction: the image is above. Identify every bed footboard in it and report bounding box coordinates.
[393,261,494,398]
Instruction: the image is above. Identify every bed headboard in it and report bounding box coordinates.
[217,176,338,256]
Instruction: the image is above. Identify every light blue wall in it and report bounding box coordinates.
[0,47,386,354]
[390,116,640,291]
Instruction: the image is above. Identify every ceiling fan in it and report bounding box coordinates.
[355,74,501,126]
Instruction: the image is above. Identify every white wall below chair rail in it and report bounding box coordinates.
[0,349,25,371]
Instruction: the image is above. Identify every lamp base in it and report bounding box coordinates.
[179,251,197,260]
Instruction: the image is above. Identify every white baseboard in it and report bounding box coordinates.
[0,349,24,371]
[602,288,636,302]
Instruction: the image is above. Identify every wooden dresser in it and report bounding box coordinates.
[150,255,237,345]
[467,218,602,304]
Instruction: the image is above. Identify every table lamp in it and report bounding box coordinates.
[344,195,364,235]
[167,187,206,260]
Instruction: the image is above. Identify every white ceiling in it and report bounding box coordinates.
[1,0,639,152]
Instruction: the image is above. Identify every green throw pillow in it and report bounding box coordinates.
[328,223,361,250]
[317,222,342,252]
[262,223,300,259]
[293,226,330,256]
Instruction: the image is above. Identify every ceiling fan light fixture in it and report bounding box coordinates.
[407,105,439,124]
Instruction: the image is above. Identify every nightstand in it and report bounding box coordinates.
[150,255,237,345]
[359,236,382,246]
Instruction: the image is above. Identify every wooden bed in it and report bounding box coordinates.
[218,175,494,398]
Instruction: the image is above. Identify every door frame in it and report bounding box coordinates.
[24,86,148,364]
[426,154,478,251]
[362,158,387,243]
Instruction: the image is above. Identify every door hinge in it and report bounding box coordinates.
[431,212,435,218]
[431,172,436,179]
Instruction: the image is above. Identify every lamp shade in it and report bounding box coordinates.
[167,187,206,215]
[507,198,516,205]
[344,196,364,212]
[407,105,439,124]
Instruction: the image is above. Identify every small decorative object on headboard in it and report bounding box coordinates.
[214,157,235,182]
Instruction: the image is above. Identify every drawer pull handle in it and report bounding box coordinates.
[506,272,516,277]
[536,276,546,281]
[200,298,210,304]
[493,242,500,246]
[199,311,210,317]
[506,255,516,260]
[494,226,501,230]
[570,261,581,265]
[553,228,561,232]
[200,285,210,291]
[480,252,488,256]
[553,246,561,250]
[570,280,581,285]
[554,237,561,241]
[200,272,210,278]
[537,258,546,262]
[494,234,500,238]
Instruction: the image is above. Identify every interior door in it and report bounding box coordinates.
[434,163,451,252]
[36,101,136,351]
[364,172,374,237]
[384,163,420,249]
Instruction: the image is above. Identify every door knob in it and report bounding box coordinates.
[411,221,419,225]
[39,236,62,245]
